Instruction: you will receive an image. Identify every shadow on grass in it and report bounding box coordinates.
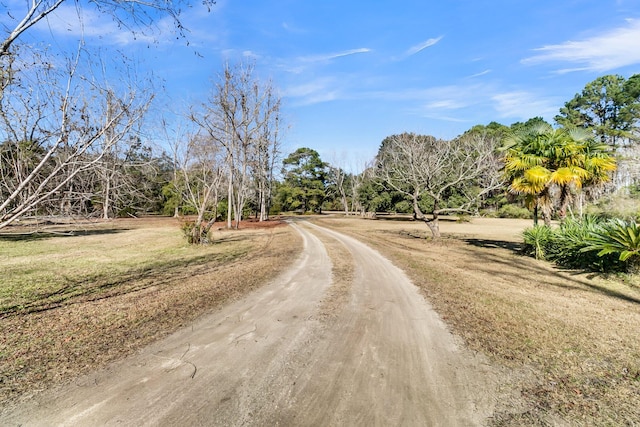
[374,214,460,223]
[0,228,128,242]
[459,238,640,306]
[463,238,523,252]
[214,234,254,244]
[0,248,249,319]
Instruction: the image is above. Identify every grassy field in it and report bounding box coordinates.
[0,217,301,406]
[313,216,640,426]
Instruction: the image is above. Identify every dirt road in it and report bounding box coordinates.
[2,221,498,426]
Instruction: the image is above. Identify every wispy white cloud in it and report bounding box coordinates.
[370,83,560,124]
[420,114,470,123]
[298,48,372,63]
[370,84,485,107]
[405,36,443,57]
[466,69,492,78]
[283,77,342,106]
[277,48,372,75]
[423,99,469,110]
[242,50,260,59]
[522,19,640,72]
[491,91,559,120]
[282,22,307,34]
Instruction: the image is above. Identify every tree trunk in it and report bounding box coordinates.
[413,193,441,239]
[226,176,233,229]
[542,205,552,226]
[192,210,205,244]
[103,175,111,220]
[341,191,349,216]
[557,184,571,222]
[423,217,441,239]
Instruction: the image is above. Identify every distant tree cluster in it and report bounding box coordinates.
[556,74,640,148]
[170,62,283,243]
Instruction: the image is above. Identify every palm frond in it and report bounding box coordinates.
[510,177,545,195]
[524,165,551,186]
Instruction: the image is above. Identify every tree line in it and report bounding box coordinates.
[1,2,639,243]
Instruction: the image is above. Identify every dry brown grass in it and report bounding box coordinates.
[313,215,640,426]
[0,217,301,408]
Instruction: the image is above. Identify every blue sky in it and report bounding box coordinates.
[5,0,640,165]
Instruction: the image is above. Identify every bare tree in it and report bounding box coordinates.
[0,0,212,227]
[253,86,283,221]
[97,134,158,219]
[0,48,153,229]
[0,0,216,57]
[191,62,282,229]
[326,154,349,215]
[326,154,372,216]
[173,131,225,244]
[377,132,503,238]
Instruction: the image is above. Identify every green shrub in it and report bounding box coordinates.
[480,208,499,218]
[583,219,640,273]
[498,204,532,219]
[548,216,619,271]
[522,225,554,260]
[180,220,211,245]
[393,200,412,213]
[457,214,472,223]
[522,216,629,272]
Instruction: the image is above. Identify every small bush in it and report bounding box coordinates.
[498,204,532,219]
[549,216,620,271]
[393,200,412,213]
[480,208,499,218]
[180,220,211,245]
[457,214,472,223]
[522,225,554,260]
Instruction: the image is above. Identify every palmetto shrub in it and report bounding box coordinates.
[522,216,625,272]
[583,219,640,273]
[522,225,554,260]
[549,216,621,271]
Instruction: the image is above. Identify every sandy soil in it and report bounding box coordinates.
[1,220,499,426]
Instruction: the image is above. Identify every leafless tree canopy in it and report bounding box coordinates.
[0,46,153,228]
[377,132,504,238]
[189,62,283,232]
[0,0,213,228]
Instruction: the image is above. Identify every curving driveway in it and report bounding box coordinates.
[2,221,497,426]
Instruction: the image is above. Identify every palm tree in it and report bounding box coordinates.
[502,123,616,226]
[557,129,616,218]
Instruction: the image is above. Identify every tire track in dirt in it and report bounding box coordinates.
[1,221,497,426]
[279,222,499,426]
